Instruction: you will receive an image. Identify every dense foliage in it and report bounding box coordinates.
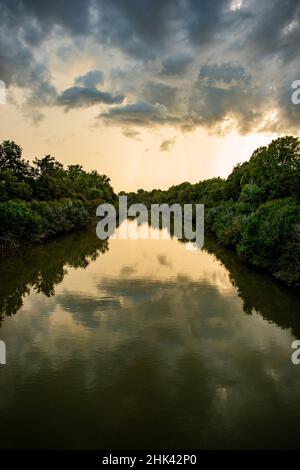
[123,136,300,289]
[0,140,116,251]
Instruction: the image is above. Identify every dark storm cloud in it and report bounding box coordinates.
[0,0,91,113]
[189,62,262,133]
[0,0,300,133]
[94,0,242,61]
[271,66,300,134]
[56,86,125,110]
[94,0,182,60]
[142,81,178,111]
[241,0,300,63]
[197,63,251,86]
[160,53,194,76]
[75,70,104,88]
[11,0,90,41]
[1,0,299,67]
[101,101,177,126]
[22,63,58,106]
[183,0,232,45]
[101,62,262,132]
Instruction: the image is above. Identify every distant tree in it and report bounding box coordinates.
[0,140,31,179]
[247,136,300,199]
[224,162,249,201]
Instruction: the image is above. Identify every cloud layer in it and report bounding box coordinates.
[1,0,300,133]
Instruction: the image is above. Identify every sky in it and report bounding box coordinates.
[0,0,300,192]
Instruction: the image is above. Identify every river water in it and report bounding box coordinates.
[0,221,300,449]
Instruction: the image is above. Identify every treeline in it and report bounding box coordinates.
[123,136,300,289]
[0,140,116,252]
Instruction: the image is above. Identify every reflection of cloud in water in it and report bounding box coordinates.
[2,268,300,449]
[119,264,137,276]
[1,224,300,448]
[157,254,172,268]
[3,273,297,384]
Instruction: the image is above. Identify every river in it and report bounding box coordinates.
[0,220,300,449]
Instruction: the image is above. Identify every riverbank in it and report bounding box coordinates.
[0,199,91,254]
[0,140,116,254]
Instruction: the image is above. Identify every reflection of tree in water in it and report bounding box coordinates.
[204,236,300,338]
[0,229,108,324]
[156,219,300,337]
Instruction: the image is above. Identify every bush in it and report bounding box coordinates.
[237,198,300,287]
[239,183,264,210]
[0,201,43,246]
[31,199,90,238]
[206,201,249,247]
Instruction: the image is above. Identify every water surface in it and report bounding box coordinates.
[0,221,300,449]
